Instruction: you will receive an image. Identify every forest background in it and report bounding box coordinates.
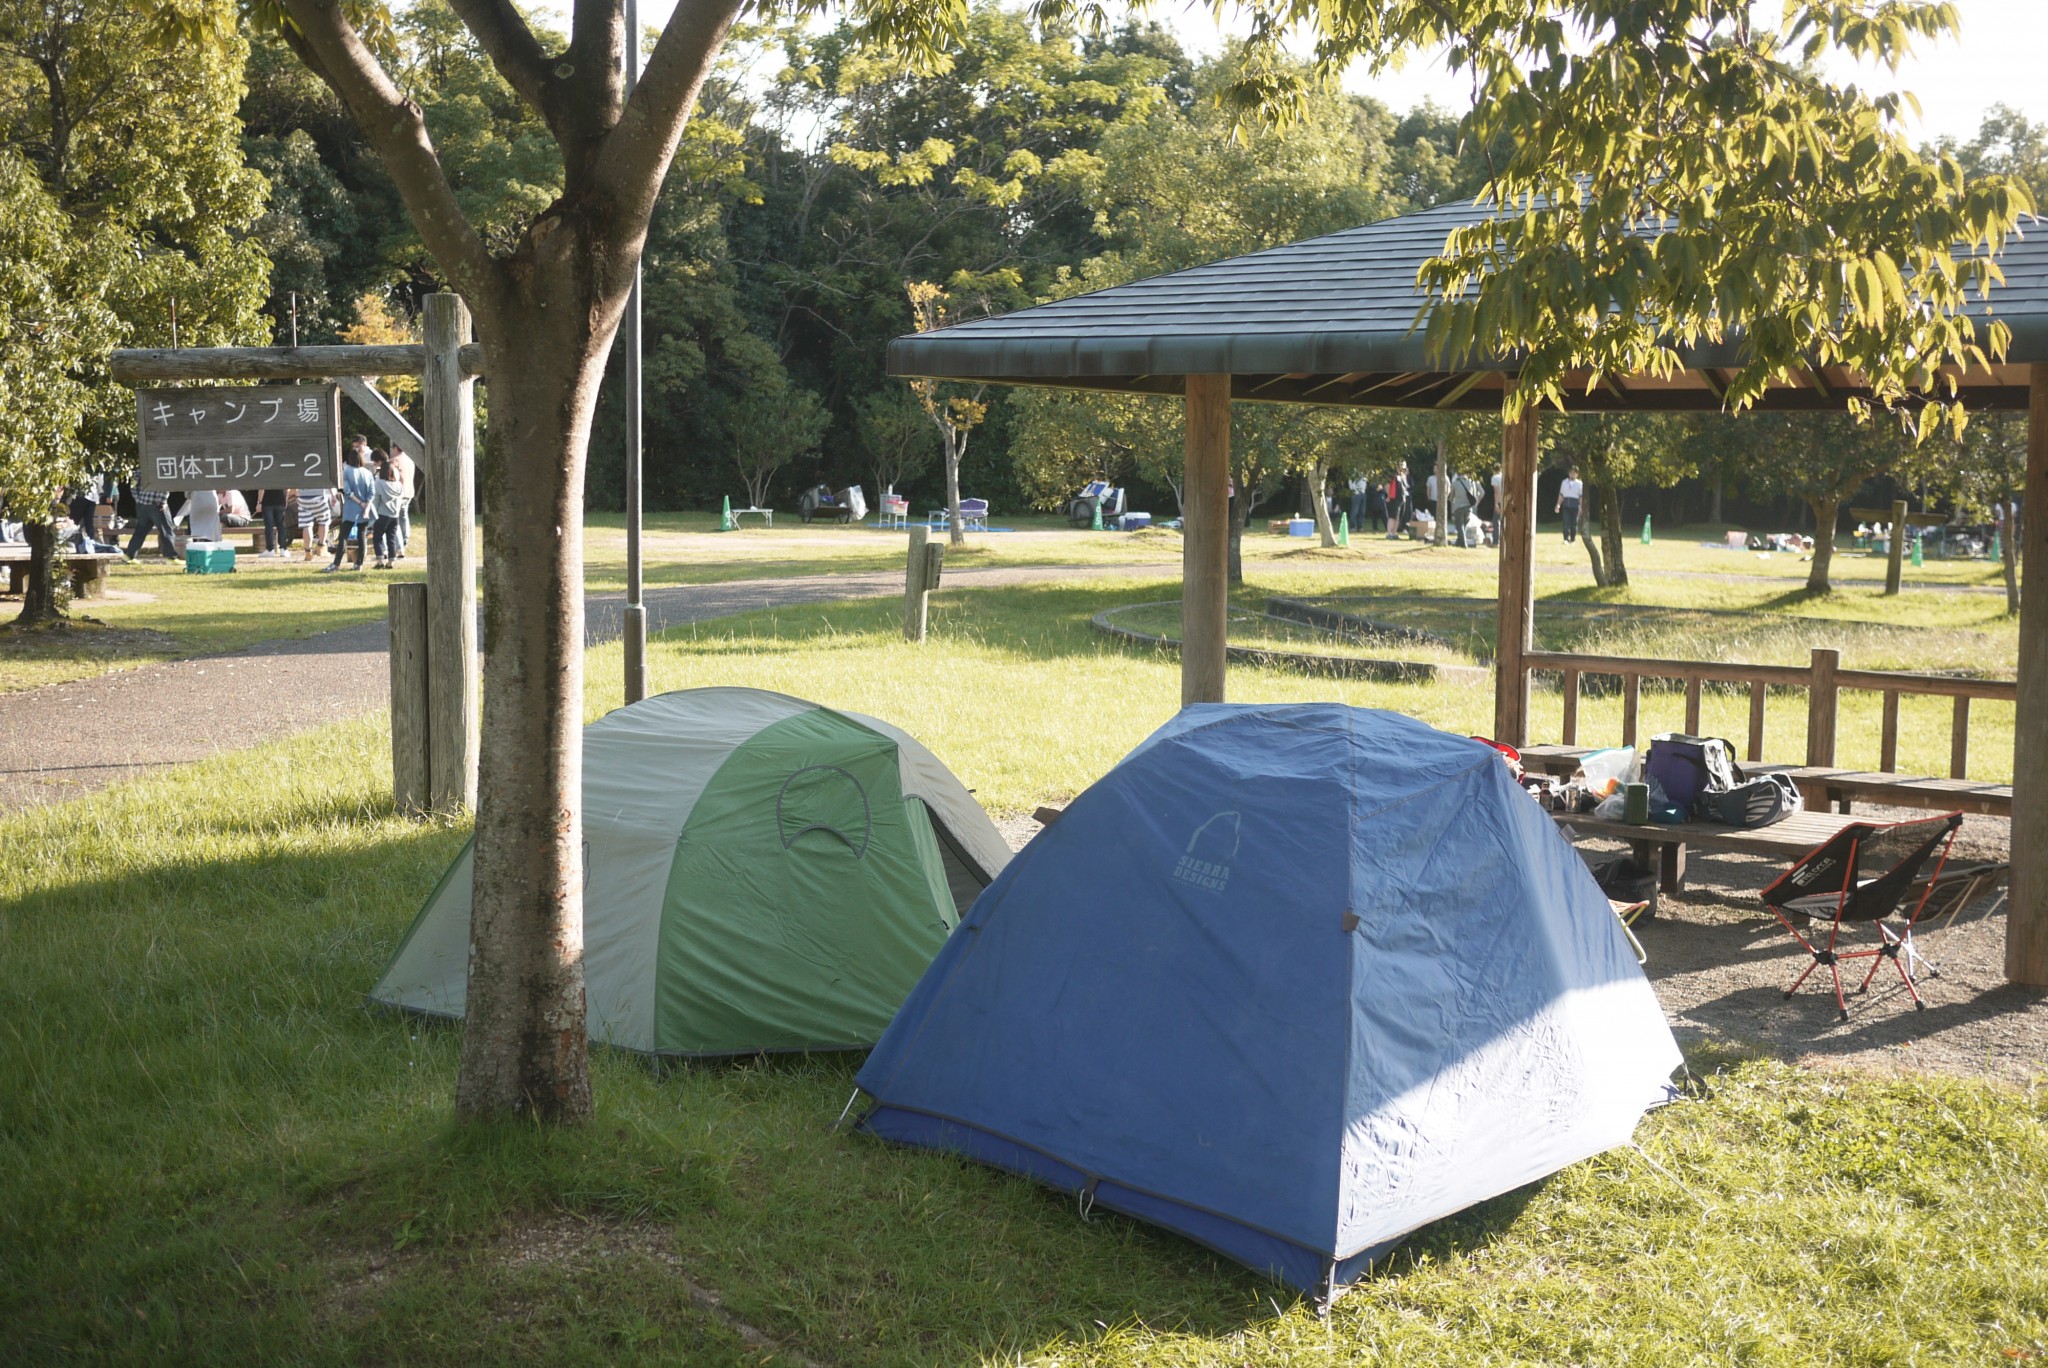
[16,0,2048,550]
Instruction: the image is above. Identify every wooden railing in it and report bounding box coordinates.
[1522,646,2016,777]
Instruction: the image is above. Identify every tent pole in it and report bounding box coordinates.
[1183,375,1231,706]
[2010,367,2048,985]
[1494,411,1538,746]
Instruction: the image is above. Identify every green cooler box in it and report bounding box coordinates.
[185,543,237,574]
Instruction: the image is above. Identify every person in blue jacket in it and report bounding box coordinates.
[323,441,376,572]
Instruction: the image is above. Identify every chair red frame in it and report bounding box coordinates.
[1759,812,1963,1022]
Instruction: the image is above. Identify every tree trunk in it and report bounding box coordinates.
[1710,466,1723,524]
[1580,483,1609,586]
[2004,493,2020,616]
[454,267,605,1126]
[1805,494,1840,595]
[943,435,965,547]
[1597,482,1629,587]
[1311,459,1337,547]
[15,521,66,626]
[1434,438,1449,546]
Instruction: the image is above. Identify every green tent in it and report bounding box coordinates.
[370,687,1012,1056]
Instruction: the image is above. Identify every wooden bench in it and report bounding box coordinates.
[1520,744,2012,820]
[0,545,123,599]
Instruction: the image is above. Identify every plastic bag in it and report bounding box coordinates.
[1575,746,1637,798]
[1593,792,1629,821]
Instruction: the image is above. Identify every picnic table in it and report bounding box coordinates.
[1519,744,2011,820]
[0,544,122,599]
[733,507,773,527]
[1554,807,1866,894]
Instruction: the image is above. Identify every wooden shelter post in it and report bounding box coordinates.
[2011,366,2048,985]
[1494,413,1539,745]
[422,294,480,811]
[1182,374,1231,706]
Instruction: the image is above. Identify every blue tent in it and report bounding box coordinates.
[854,704,1682,1299]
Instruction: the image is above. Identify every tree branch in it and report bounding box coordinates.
[445,0,558,125]
[275,0,505,312]
[588,0,744,230]
[564,0,624,162]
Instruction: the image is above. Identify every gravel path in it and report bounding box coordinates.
[0,562,1158,813]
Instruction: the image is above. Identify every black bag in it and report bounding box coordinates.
[1585,854,1658,912]
[1698,773,1803,829]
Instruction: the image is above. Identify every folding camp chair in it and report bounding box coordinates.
[1760,812,1962,1021]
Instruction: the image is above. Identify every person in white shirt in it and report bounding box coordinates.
[173,489,223,543]
[387,446,416,557]
[217,487,252,525]
[1555,467,1585,543]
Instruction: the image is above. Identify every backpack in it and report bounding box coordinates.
[1699,774,1803,829]
[1644,734,1741,815]
[1584,854,1659,913]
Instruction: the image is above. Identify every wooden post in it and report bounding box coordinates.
[903,524,942,642]
[422,294,479,811]
[1806,646,1840,767]
[1621,674,1640,747]
[1560,669,1580,746]
[1950,696,1970,780]
[1493,413,1538,745]
[1684,676,1702,736]
[1182,375,1231,706]
[2009,366,2048,984]
[1880,691,1900,772]
[1884,497,1908,595]
[1747,682,1766,762]
[388,582,430,814]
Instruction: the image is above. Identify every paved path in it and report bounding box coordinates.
[0,563,1160,812]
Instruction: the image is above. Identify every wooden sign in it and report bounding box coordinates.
[134,384,341,490]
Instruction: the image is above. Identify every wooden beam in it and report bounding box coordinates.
[2010,364,2048,985]
[1435,372,1488,409]
[1182,374,1232,706]
[110,343,486,383]
[1246,372,1313,395]
[1493,413,1538,745]
[338,377,425,461]
[1699,368,1731,404]
[1803,362,1834,401]
[422,295,480,812]
[1598,373,1629,404]
[1299,371,1370,399]
[1351,372,1421,399]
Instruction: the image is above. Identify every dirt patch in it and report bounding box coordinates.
[995,806,2044,1085]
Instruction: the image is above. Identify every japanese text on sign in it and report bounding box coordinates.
[134,384,343,490]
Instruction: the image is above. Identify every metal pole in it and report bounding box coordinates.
[621,0,649,704]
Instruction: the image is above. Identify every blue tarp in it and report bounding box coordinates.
[855,704,1681,1298]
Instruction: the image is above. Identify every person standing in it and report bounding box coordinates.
[387,444,416,558]
[368,453,404,569]
[1555,466,1584,543]
[258,487,292,557]
[174,488,223,543]
[324,448,375,572]
[124,486,177,561]
[297,484,330,562]
[1348,473,1370,532]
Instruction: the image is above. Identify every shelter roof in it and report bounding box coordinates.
[887,200,2048,412]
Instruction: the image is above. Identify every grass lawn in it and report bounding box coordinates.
[3,511,2011,696]
[4,594,2045,1363]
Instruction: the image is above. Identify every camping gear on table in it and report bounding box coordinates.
[1644,734,1741,814]
[1761,812,1962,1021]
[1700,773,1803,829]
[853,704,1681,1302]
[371,687,1010,1057]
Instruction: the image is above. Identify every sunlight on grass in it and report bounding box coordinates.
[1,702,2042,1363]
